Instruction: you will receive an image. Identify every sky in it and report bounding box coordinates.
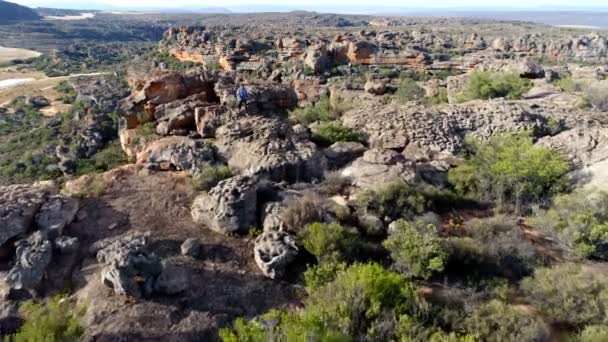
[10,0,608,10]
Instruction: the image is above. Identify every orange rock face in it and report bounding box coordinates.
[170,49,205,63]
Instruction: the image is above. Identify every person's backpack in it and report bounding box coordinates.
[237,86,248,100]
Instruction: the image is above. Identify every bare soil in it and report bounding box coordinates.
[0,47,41,64]
[64,165,302,341]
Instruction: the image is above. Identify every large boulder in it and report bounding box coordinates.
[303,44,330,74]
[364,80,387,95]
[191,175,259,234]
[6,231,53,291]
[341,149,416,189]
[0,182,56,251]
[154,93,211,136]
[324,142,367,169]
[97,232,162,298]
[34,195,79,240]
[136,136,216,173]
[214,116,326,183]
[194,105,239,138]
[253,231,298,279]
[119,71,219,129]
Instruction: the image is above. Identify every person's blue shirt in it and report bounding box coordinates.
[237,86,248,101]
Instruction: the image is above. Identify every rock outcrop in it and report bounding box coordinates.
[191,176,259,234]
[253,231,298,279]
[6,232,52,291]
[96,232,162,298]
[214,116,326,183]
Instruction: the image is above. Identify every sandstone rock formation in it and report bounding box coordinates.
[191,175,259,234]
[96,232,162,298]
[253,230,298,279]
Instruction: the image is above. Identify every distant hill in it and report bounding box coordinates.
[0,0,41,21]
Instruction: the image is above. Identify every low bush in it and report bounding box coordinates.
[53,80,78,104]
[430,87,449,105]
[356,180,428,222]
[311,121,363,145]
[384,219,448,279]
[448,133,569,211]
[281,194,326,234]
[303,261,348,290]
[74,140,128,176]
[532,191,608,260]
[395,77,425,103]
[289,95,349,126]
[464,300,549,342]
[458,71,532,101]
[221,263,423,341]
[192,165,232,191]
[521,263,608,326]
[6,295,85,342]
[302,222,348,262]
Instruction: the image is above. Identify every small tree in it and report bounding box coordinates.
[302,222,347,262]
[458,71,532,101]
[448,132,569,211]
[384,220,447,279]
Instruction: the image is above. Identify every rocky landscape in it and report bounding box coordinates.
[1,9,608,342]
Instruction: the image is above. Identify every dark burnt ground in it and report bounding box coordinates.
[64,165,302,341]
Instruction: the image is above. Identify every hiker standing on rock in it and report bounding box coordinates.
[236,83,249,111]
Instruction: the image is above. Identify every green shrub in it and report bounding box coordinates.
[192,165,232,191]
[289,95,349,126]
[221,263,421,341]
[464,216,538,278]
[311,121,363,145]
[356,180,428,222]
[521,263,608,326]
[430,88,449,105]
[302,222,347,262]
[384,220,447,279]
[464,300,549,342]
[556,76,583,93]
[532,191,608,259]
[304,261,348,290]
[395,78,425,103]
[448,133,569,211]
[6,295,85,342]
[53,80,77,104]
[75,140,128,176]
[458,71,532,101]
[579,325,608,342]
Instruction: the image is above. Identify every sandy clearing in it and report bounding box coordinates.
[0,72,108,110]
[0,46,41,64]
[44,13,95,20]
[0,78,36,90]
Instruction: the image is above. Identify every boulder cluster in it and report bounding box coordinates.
[0,182,79,295]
